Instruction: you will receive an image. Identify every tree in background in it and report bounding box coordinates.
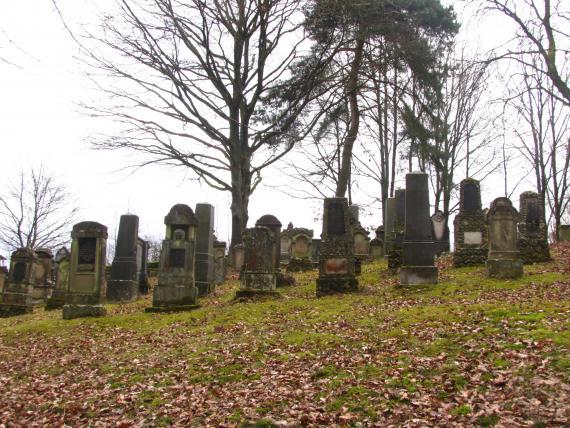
[0,166,78,252]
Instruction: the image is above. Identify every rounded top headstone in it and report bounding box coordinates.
[11,247,37,259]
[164,204,198,226]
[255,214,282,228]
[487,197,519,219]
[72,221,108,239]
[35,248,53,258]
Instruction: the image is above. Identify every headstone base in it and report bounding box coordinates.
[0,304,34,318]
[145,304,200,313]
[486,259,523,279]
[518,238,551,264]
[234,289,282,301]
[399,266,438,286]
[241,272,276,292]
[107,280,139,303]
[354,258,362,276]
[62,304,107,320]
[152,284,198,308]
[387,249,402,273]
[196,282,215,297]
[316,276,358,297]
[276,272,296,287]
[31,285,54,304]
[453,248,488,267]
[45,290,67,310]
[286,258,314,272]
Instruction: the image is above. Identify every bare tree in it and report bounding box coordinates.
[82,0,335,249]
[0,166,78,252]
[141,234,162,262]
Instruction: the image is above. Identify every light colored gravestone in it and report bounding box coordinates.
[280,222,293,265]
[388,189,406,272]
[287,227,314,272]
[400,172,438,286]
[31,248,54,304]
[233,243,245,271]
[559,225,570,242]
[146,204,199,312]
[63,222,108,319]
[517,191,550,264]
[453,178,488,267]
[383,198,396,257]
[431,211,450,256]
[46,247,70,310]
[136,237,150,295]
[108,214,140,302]
[195,203,215,296]
[213,240,226,285]
[316,198,358,296]
[235,226,278,299]
[0,248,38,316]
[370,226,384,260]
[486,197,523,279]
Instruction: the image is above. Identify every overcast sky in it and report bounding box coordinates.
[0,0,522,259]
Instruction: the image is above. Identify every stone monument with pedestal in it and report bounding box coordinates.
[286,227,314,272]
[316,198,358,296]
[431,211,450,256]
[235,226,278,299]
[31,248,54,304]
[195,203,215,296]
[136,237,150,295]
[108,214,140,302]
[370,226,384,260]
[147,204,199,312]
[517,191,550,264]
[213,240,226,285]
[486,197,523,279]
[255,215,294,287]
[45,247,70,310]
[63,222,108,320]
[388,190,406,272]
[0,248,38,316]
[453,178,488,267]
[400,172,438,285]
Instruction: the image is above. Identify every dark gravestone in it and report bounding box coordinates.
[316,198,358,296]
[388,189,406,272]
[0,248,38,317]
[13,263,26,283]
[195,203,215,297]
[107,214,140,302]
[169,249,186,268]
[383,198,396,256]
[136,238,150,294]
[255,215,282,271]
[400,172,438,285]
[463,181,481,212]
[517,191,550,263]
[78,238,96,268]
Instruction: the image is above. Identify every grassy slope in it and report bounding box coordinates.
[0,257,568,427]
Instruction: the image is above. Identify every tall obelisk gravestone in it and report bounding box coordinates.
[107,214,140,302]
[195,203,215,296]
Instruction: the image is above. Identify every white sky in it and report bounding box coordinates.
[0,0,525,259]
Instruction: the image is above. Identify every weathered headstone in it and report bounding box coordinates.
[0,256,7,295]
[431,211,450,256]
[311,239,321,264]
[31,248,54,304]
[486,197,523,279]
[388,189,406,272]
[195,203,215,296]
[255,215,282,271]
[280,222,293,265]
[235,226,278,298]
[453,178,488,267]
[213,240,226,285]
[370,226,384,260]
[559,225,570,242]
[46,247,70,310]
[63,222,108,319]
[136,238,150,294]
[233,243,245,271]
[383,198,396,257]
[517,191,550,263]
[350,205,370,275]
[147,204,199,312]
[316,198,358,296]
[400,172,438,285]
[0,248,38,316]
[287,227,314,272]
[108,214,140,302]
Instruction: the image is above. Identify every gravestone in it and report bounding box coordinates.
[147,204,199,312]
[400,172,438,285]
[31,248,54,304]
[453,178,488,267]
[311,239,321,265]
[108,214,140,302]
[195,203,215,296]
[383,198,396,257]
[213,240,227,285]
[0,257,6,295]
[349,205,370,275]
[388,190,406,272]
[431,211,450,256]
[517,191,550,264]
[255,215,282,271]
[280,222,293,265]
[235,226,278,298]
[370,226,385,260]
[0,248,38,316]
[233,244,245,271]
[136,238,150,294]
[486,197,523,279]
[46,247,70,310]
[287,227,314,272]
[559,225,570,242]
[63,222,108,319]
[316,198,358,296]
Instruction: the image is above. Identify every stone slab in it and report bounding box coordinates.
[62,304,107,320]
[486,258,523,279]
[399,266,438,286]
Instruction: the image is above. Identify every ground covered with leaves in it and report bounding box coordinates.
[1,247,569,427]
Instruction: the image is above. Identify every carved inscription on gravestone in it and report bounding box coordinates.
[13,262,26,283]
[169,249,186,268]
[464,232,483,245]
[78,238,96,272]
[463,182,480,212]
[327,203,345,235]
[324,258,348,275]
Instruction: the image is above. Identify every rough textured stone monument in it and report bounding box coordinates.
[280,222,293,265]
[517,191,550,264]
[45,247,70,310]
[486,197,523,279]
[453,178,488,267]
[213,240,226,285]
[370,226,384,260]
[388,189,406,272]
[431,211,450,256]
[349,205,370,275]
[31,248,54,304]
[236,226,278,298]
[286,226,314,272]
[400,172,438,285]
[383,198,396,258]
[147,204,199,312]
[233,243,245,271]
[63,222,108,320]
[0,248,38,316]
[195,203,215,296]
[316,198,358,296]
[108,214,140,302]
[559,225,570,242]
[136,237,150,294]
[255,215,282,271]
